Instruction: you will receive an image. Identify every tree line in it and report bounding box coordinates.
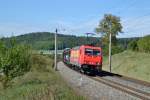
[1,32,99,50]
[128,35,150,53]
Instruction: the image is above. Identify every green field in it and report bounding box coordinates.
[0,55,85,100]
[103,50,150,82]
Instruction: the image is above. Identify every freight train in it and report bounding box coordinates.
[63,45,102,74]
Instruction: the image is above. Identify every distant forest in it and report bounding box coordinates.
[1,32,140,50]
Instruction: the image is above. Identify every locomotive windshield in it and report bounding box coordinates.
[85,48,100,56]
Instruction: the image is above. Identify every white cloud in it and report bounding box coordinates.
[54,16,150,38]
[1,16,150,38]
[120,16,150,37]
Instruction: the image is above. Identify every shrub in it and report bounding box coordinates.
[128,40,138,51]
[101,45,109,56]
[137,35,150,53]
[102,44,124,56]
[0,40,31,87]
[112,45,124,54]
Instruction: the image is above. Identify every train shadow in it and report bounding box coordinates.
[95,70,123,77]
[63,62,123,78]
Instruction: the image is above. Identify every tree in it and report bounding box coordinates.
[95,14,123,72]
[95,14,123,45]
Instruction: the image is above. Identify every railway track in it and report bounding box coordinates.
[91,77,150,100]
[64,62,150,100]
[97,70,150,87]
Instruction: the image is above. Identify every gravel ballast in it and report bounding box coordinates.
[58,62,142,100]
[103,76,150,94]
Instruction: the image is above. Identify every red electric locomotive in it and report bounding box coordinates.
[63,45,102,73]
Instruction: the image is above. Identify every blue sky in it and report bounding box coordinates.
[0,0,150,37]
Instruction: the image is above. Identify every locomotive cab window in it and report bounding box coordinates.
[85,48,100,56]
[93,50,100,56]
[85,48,93,55]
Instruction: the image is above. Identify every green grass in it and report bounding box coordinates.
[103,50,150,82]
[0,55,85,100]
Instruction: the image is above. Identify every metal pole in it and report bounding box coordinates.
[109,32,112,72]
[54,28,58,71]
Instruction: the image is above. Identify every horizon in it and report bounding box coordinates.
[1,31,146,39]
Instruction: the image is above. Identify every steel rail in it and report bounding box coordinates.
[101,71,150,87]
[92,76,150,100]
[62,62,150,100]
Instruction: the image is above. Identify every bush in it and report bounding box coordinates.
[31,55,53,72]
[0,55,85,100]
[128,40,138,51]
[102,45,124,56]
[0,40,31,87]
[137,35,150,53]
[112,46,124,54]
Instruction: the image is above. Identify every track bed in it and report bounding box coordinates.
[58,62,150,100]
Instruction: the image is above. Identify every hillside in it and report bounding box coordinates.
[1,32,100,50]
[0,55,85,100]
[1,32,141,50]
[103,50,150,82]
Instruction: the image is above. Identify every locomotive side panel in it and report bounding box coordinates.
[70,48,81,67]
[63,48,71,64]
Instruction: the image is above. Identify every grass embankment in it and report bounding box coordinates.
[103,50,150,82]
[0,55,85,100]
